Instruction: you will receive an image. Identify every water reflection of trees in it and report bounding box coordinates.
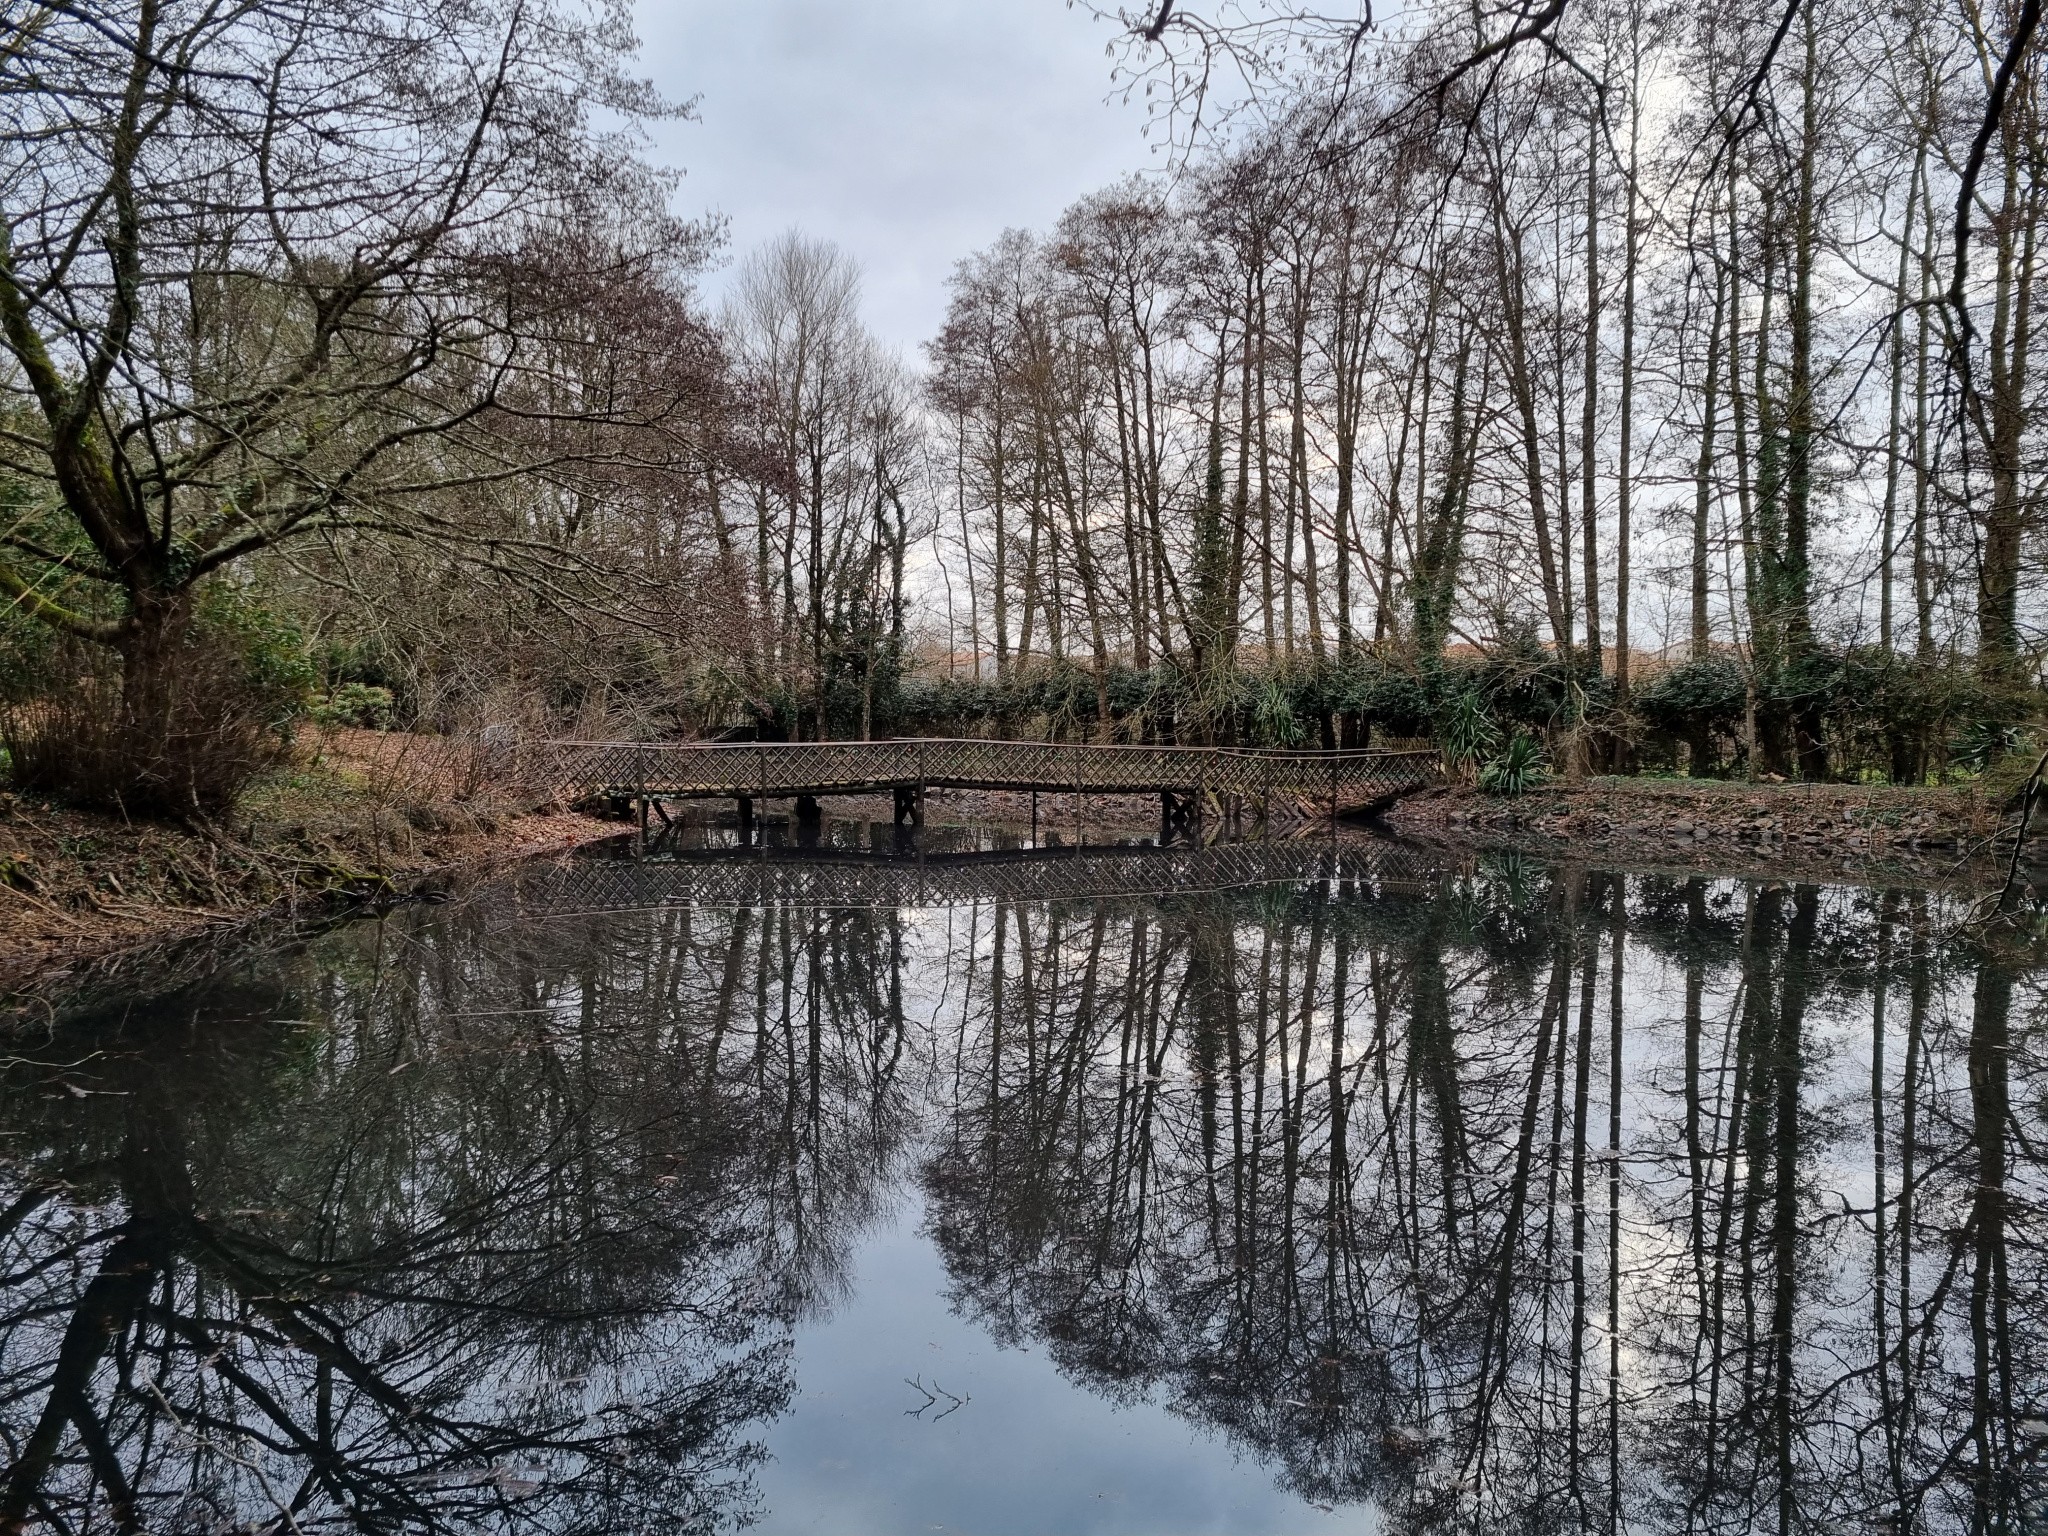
[922,867,2048,1534]
[0,895,913,1534]
[7,861,2044,1533]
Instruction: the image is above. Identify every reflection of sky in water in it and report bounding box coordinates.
[757,1195,1371,1536]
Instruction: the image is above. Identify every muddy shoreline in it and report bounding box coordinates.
[0,726,626,998]
[0,801,619,997]
[1379,776,2029,889]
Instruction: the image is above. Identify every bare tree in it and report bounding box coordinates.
[0,0,713,805]
[726,232,920,738]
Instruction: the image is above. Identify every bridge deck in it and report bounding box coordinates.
[512,737,1439,809]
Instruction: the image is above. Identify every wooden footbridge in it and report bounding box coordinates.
[508,737,1439,831]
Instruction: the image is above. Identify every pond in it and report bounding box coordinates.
[2,825,2044,1534]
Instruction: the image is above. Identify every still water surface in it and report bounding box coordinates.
[2,828,2044,1533]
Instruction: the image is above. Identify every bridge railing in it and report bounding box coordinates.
[509,736,1439,803]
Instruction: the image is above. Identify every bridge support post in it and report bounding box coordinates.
[736,796,753,844]
[793,793,822,850]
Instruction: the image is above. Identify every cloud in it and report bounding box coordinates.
[638,0,1156,354]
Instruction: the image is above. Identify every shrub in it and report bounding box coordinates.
[1476,624,1570,727]
[199,585,317,719]
[311,682,396,730]
[1953,718,2028,775]
[1973,742,2044,806]
[1249,674,1307,748]
[1360,669,1430,731]
[1438,688,1500,770]
[2,592,313,821]
[1480,731,1548,796]
[1635,656,1747,736]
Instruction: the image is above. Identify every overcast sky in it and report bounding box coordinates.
[634,1,1158,359]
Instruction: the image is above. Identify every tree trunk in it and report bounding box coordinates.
[1880,151,1922,655]
[1581,110,1604,683]
[991,405,1012,683]
[1690,253,1726,776]
[1616,75,1642,714]
[1492,219,1571,655]
[116,587,194,796]
[1256,261,1278,658]
[1287,276,1324,659]
[1975,99,2036,690]
[1913,151,1937,665]
[1786,8,1825,779]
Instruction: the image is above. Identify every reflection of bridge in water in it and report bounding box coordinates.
[510,737,1439,831]
[519,839,1444,913]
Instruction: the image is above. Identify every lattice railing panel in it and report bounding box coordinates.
[511,737,1439,804]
